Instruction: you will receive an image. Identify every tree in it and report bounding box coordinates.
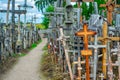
[41,5,54,29]
[94,0,106,14]
[88,2,94,15]
[116,0,120,4]
[34,0,56,12]
[81,2,89,20]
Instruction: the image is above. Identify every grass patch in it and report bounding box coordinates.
[11,53,27,58]
[29,40,42,50]
[0,57,17,80]
[42,44,47,51]
[40,52,69,80]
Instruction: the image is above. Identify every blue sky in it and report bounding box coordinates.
[0,0,44,23]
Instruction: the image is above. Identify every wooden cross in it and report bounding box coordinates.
[99,73,104,80]
[100,0,120,25]
[58,28,74,80]
[88,34,106,80]
[75,23,96,80]
[90,22,120,79]
[72,53,82,80]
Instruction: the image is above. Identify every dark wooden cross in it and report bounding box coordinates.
[75,23,96,80]
[100,0,120,25]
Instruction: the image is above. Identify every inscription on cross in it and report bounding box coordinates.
[75,23,96,80]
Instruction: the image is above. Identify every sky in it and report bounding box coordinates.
[0,0,44,23]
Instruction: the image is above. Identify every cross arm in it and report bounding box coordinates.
[88,45,106,49]
[99,37,120,41]
[100,4,106,7]
[115,5,120,8]
[75,31,85,36]
[87,31,97,35]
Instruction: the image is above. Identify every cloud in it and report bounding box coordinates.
[0,3,20,9]
[16,0,24,3]
[26,12,44,18]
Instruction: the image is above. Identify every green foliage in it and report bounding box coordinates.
[73,2,78,8]
[36,24,46,29]
[117,0,120,4]
[31,43,37,49]
[34,0,57,12]
[46,5,54,12]
[88,2,94,15]
[30,40,42,50]
[42,44,47,50]
[94,0,106,14]
[41,5,54,29]
[81,2,89,20]
[42,17,50,29]
[63,1,66,7]
[12,53,27,57]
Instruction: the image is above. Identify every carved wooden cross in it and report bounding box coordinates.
[88,34,106,80]
[75,23,96,80]
[100,0,120,25]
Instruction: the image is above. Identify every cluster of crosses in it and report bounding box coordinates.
[40,0,120,80]
[0,0,41,62]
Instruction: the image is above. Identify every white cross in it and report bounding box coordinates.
[88,34,106,80]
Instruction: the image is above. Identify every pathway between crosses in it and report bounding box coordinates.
[2,38,47,80]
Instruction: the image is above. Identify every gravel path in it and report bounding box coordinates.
[2,38,47,80]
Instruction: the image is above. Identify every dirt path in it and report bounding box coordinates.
[1,38,47,80]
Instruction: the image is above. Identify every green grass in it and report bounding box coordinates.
[29,40,42,50]
[42,44,47,51]
[11,53,27,58]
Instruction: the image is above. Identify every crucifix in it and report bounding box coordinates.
[75,23,96,80]
[88,33,106,80]
[90,21,120,79]
[100,0,120,25]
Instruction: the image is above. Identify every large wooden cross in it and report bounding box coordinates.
[75,23,96,80]
[91,22,120,79]
[100,0,120,25]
